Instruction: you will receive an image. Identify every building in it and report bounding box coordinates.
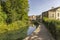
[29,15,36,21]
[36,15,42,22]
[42,7,60,20]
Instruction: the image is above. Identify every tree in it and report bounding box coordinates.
[0,0,29,40]
[0,1,7,24]
[1,0,29,24]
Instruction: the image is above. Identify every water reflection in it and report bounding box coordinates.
[27,25,36,35]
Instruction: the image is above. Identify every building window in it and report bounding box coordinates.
[52,14,54,17]
[58,13,59,17]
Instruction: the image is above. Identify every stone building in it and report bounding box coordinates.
[36,15,42,22]
[29,15,36,21]
[42,7,60,20]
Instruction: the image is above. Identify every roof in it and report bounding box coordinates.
[49,6,60,11]
[42,6,60,13]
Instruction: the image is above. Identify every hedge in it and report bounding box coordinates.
[43,17,60,40]
[0,21,28,40]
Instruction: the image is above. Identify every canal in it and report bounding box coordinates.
[27,25,36,35]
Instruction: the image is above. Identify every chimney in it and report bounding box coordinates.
[51,7,54,9]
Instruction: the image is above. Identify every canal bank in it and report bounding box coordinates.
[23,23,55,40]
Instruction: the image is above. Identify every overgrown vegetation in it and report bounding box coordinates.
[43,17,60,40]
[31,20,39,27]
[0,0,29,40]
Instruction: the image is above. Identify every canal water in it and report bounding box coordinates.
[27,25,36,35]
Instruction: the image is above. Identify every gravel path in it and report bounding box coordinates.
[23,23,55,40]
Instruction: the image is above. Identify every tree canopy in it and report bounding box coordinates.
[1,0,29,24]
[0,0,29,40]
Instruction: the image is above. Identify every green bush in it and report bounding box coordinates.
[0,21,28,40]
[0,0,29,40]
[43,17,60,40]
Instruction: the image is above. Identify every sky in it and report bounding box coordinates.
[28,0,60,16]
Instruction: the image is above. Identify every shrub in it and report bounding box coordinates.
[0,21,28,40]
[43,17,60,40]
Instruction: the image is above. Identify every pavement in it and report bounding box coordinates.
[23,23,55,40]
